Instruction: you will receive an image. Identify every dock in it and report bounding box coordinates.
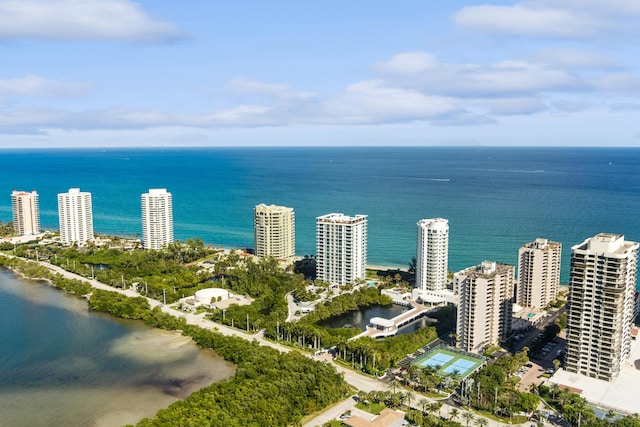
[350,300,442,340]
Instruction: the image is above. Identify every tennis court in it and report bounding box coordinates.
[415,352,454,369]
[412,345,485,379]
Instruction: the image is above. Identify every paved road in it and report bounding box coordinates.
[9,255,531,427]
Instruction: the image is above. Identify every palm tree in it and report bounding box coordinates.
[475,417,489,427]
[405,391,415,409]
[551,383,560,401]
[441,375,454,390]
[388,379,401,394]
[419,398,429,414]
[605,409,617,424]
[429,402,443,417]
[462,411,475,427]
[450,408,460,422]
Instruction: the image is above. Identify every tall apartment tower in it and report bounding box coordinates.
[57,188,94,245]
[517,238,562,309]
[416,218,449,292]
[11,190,40,236]
[141,188,174,250]
[316,213,367,287]
[254,204,295,262]
[455,261,515,354]
[565,233,638,381]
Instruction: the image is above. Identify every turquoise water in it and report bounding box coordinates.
[1,147,639,283]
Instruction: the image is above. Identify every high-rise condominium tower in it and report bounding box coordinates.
[254,204,295,262]
[141,189,174,250]
[565,233,638,381]
[58,188,94,245]
[416,218,449,292]
[455,261,514,353]
[11,190,40,236]
[316,213,367,287]
[517,238,562,309]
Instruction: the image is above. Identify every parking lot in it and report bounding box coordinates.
[511,330,566,392]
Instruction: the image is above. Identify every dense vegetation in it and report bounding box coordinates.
[0,254,92,295]
[354,389,464,427]
[208,254,305,331]
[0,220,13,237]
[335,327,438,374]
[86,290,350,427]
[0,257,350,427]
[468,350,539,416]
[262,286,394,348]
[11,239,216,303]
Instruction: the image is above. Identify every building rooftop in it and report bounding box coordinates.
[549,335,640,415]
[343,408,406,427]
[317,213,367,224]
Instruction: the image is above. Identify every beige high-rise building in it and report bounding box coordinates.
[254,204,295,262]
[517,238,562,309]
[316,213,367,287]
[58,188,94,245]
[141,189,174,250]
[565,233,638,381]
[11,190,40,236]
[455,261,515,354]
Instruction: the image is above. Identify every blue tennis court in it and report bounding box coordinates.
[441,359,477,375]
[411,345,486,379]
[416,353,454,368]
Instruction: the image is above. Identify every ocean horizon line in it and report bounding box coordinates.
[1,145,640,151]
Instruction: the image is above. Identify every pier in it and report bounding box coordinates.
[350,300,442,340]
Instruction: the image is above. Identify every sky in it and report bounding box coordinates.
[1,0,639,148]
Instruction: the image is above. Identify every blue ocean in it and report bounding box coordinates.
[1,147,640,283]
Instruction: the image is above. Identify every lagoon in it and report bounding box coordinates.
[318,303,436,336]
[0,269,235,427]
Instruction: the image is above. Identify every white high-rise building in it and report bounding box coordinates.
[58,188,94,245]
[316,213,367,287]
[416,218,449,292]
[565,233,638,381]
[141,188,174,250]
[455,261,515,354]
[517,238,562,309]
[11,190,40,236]
[254,204,295,262]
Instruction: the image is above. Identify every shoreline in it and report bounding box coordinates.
[0,259,237,427]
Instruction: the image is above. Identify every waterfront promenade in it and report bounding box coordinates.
[1,253,527,427]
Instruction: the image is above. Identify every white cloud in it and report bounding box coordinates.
[452,0,640,40]
[533,0,640,16]
[224,78,313,99]
[551,100,591,113]
[468,97,548,115]
[0,74,93,97]
[2,46,639,134]
[534,49,621,70]
[325,79,461,124]
[590,74,640,92]
[374,52,583,96]
[0,0,182,42]
[373,52,437,75]
[453,3,606,38]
